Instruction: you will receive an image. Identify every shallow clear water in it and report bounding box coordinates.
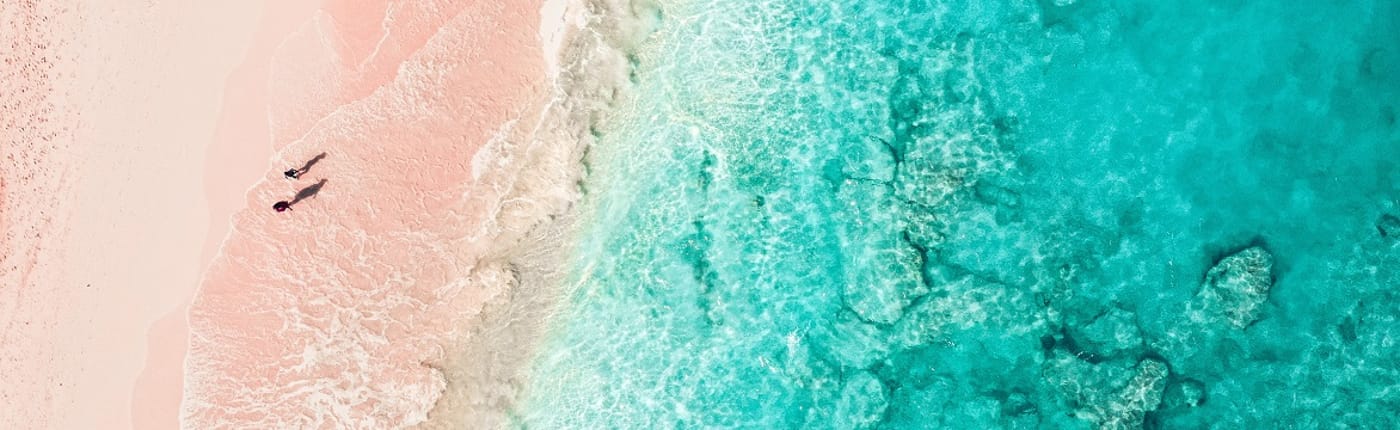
[520,0,1400,428]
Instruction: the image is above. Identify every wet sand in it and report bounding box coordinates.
[180,0,611,427]
[129,2,324,428]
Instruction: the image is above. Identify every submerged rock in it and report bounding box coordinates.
[1151,246,1275,376]
[890,276,1045,351]
[1095,359,1169,430]
[1193,246,1274,329]
[843,241,926,325]
[832,371,889,429]
[1044,353,1169,429]
[1075,359,1168,429]
[835,183,929,325]
[1377,214,1400,240]
[813,311,893,370]
[1160,378,1207,409]
[1067,307,1145,359]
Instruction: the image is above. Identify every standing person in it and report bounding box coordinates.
[273,201,292,212]
[284,168,301,179]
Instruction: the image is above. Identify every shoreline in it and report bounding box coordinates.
[424,0,670,425]
[176,1,623,426]
[133,2,322,429]
[2,0,645,427]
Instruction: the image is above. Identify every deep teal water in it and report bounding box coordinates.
[519,0,1400,428]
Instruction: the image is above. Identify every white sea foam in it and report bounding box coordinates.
[539,0,585,81]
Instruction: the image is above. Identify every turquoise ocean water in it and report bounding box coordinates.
[519,0,1400,428]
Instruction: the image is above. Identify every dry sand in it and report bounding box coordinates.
[1,0,264,428]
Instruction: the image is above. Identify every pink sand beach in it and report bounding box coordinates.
[3,1,263,428]
[180,0,612,427]
[133,2,321,429]
[3,0,606,427]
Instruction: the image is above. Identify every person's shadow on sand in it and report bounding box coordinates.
[297,152,327,175]
[288,178,327,206]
